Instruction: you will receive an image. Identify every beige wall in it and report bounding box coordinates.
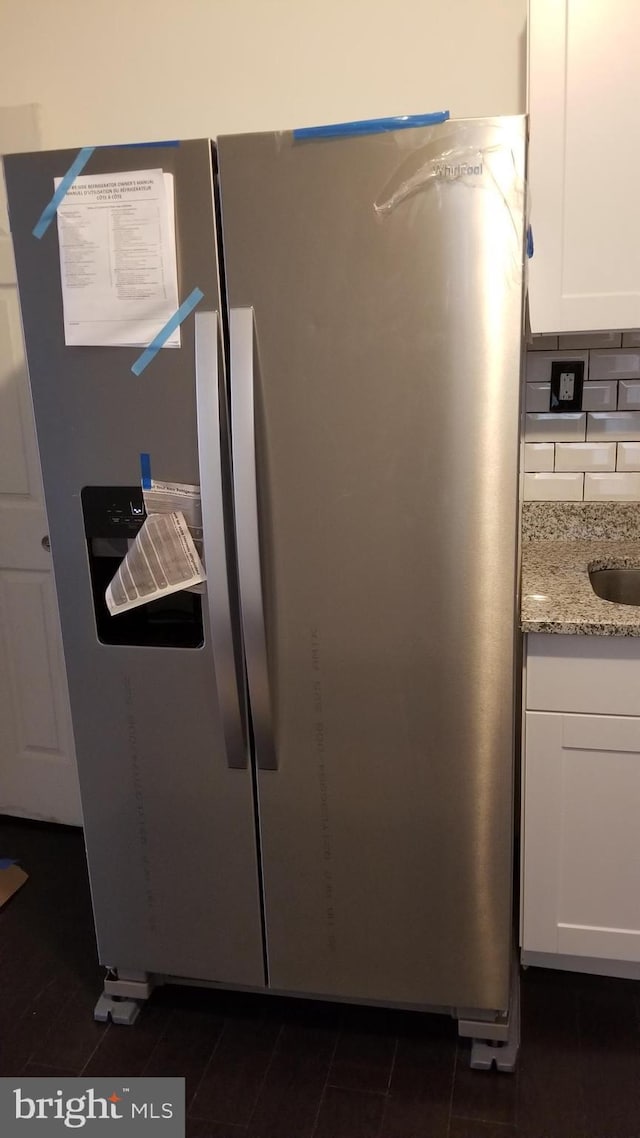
[0,1,526,148]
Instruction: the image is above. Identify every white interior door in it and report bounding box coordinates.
[0,105,81,825]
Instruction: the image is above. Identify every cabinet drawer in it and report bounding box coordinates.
[562,714,640,753]
[527,633,640,716]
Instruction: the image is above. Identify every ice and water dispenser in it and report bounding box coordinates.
[81,486,204,649]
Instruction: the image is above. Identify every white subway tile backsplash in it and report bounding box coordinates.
[529,335,559,351]
[521,331,640,493]
[525,413,586,442]
[618,380,640,411]
[555,442,616,473]
[590,349,640,381]
[617,442,640,472]
[559,332,622,350]
[526,350,589,383]
[587,412,640,441]
[524,443,554,473]
[581,381,617,411]
[584,472,640,501]
[526,383,551,412]
[524,473,584,501]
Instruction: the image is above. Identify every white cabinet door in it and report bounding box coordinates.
[528,0,640,332]
[523,710,640,962]
[0,106,82,825]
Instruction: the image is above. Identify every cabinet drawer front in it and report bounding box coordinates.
[557,924,640,962]
[527,633,640,715]
[563,714,640,753]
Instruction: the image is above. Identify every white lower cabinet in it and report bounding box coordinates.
[522,635,640,976]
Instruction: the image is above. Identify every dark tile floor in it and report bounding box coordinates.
[1,815,639,1138]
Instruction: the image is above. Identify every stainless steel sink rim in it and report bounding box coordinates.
[589,566,640,607]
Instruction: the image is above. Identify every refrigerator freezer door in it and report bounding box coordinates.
[219,118,526,1012]
[5,142,264,986]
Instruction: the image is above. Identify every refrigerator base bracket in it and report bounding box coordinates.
[103,969,155,1001]
[463,967,520,1073]
[457,1013,509,1042]
[93,994,141,1026]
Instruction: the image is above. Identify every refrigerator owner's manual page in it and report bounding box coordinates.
[54,169,180,347]
[105,510,205,616]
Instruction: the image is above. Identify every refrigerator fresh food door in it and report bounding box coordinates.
[219,118,526,1012]
[4,141,265,986]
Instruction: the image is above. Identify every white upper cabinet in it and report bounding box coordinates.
[528,0,640,333]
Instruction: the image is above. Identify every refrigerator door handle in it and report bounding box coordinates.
[195,309,247,770]
[230,307,277,772]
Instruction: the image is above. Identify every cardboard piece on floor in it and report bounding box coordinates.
[0,863,28,908]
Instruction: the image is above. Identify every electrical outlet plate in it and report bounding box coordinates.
[550,359,584,412]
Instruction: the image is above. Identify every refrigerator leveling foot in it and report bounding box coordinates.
[469,1030,518,1073]
[94,994,140,1026]
[93,968,155,1024]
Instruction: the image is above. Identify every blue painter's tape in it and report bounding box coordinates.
[32,146,95,239]
[131,287,204,376]
[0,859,17,870]
[293,111,450,141]
[32,141,180,238]
[527,225,534,259]
[112,140,180,149]
[140,453,152,490]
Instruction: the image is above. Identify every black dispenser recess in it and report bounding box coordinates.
[81,486,203,649]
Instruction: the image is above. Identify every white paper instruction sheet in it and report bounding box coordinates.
[142,480,203,544]
[105,511,205,616]
[105,481,206,615]
[55,169,180,347]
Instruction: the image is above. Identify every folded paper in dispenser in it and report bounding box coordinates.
[105,510,205,616]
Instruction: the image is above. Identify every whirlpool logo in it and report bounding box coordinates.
[1,1078,185,1136]
[433,161,483,178]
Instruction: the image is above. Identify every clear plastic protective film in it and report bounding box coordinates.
[374,127,527,274]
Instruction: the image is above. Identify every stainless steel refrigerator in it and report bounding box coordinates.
[4,115,526,1058]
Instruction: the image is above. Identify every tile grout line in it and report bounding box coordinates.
[450,1115,515,1129]
[242,1021,284,1132]
[574,983,589,1138]
[23,976,90,1073]
[17,974,75,1070]
[325,1083,395,1099]
[139,1006,175,1079]
[79,1019,112,1077]
[514,1027,520,1134]
[186,1014,229,1119]
[372,1034,399,1138]
[384,1035,398,1093]
[444,1034,459,1138]
[20,1059,77,1076]
[633,985,640,1036]
[309,1020,342,1138]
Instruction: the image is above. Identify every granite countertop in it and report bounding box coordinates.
[521,503,640,636]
